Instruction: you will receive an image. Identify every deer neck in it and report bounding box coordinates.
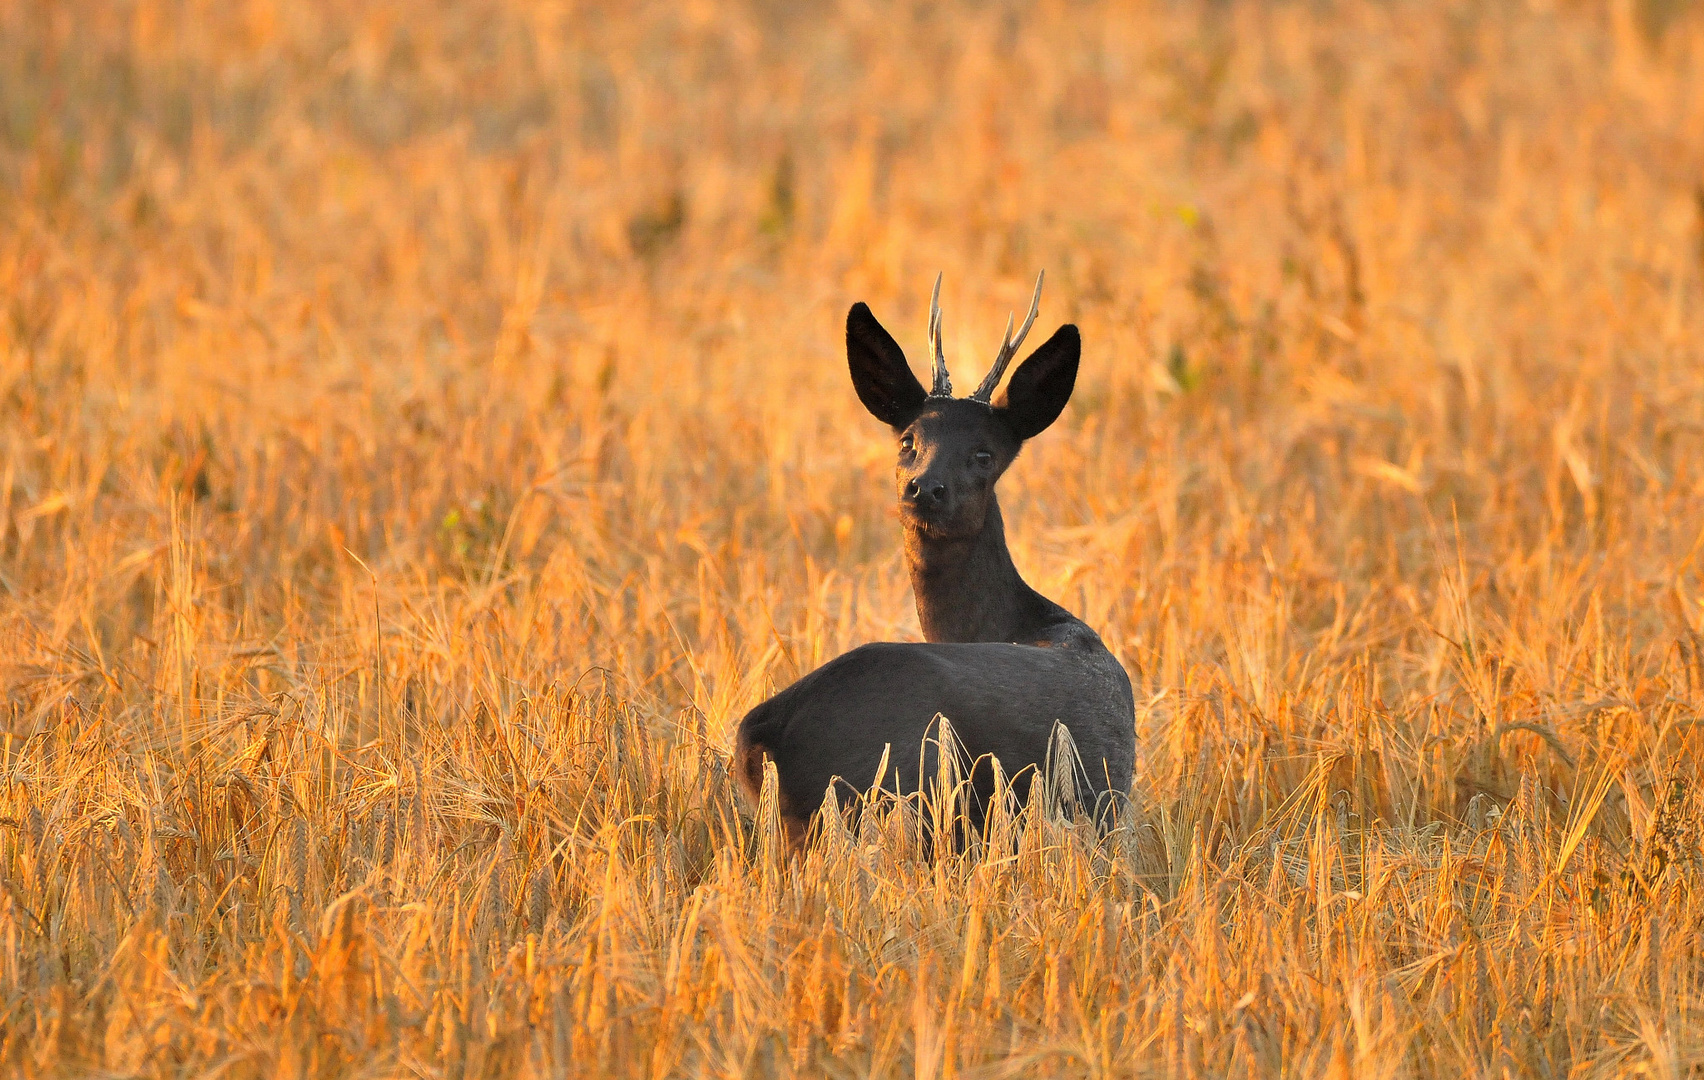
[904,498,1051,644]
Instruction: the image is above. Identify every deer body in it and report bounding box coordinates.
[735,276,1136,844]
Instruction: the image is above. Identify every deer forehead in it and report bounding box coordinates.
[901,399,1017,451]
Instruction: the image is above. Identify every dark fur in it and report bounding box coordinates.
[735,298,1136,844]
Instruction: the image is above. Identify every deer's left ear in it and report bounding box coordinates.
[847,303,927,428]
[996,325,1079,440]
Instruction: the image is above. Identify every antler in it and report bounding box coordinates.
[928,272,951,396]
[970,270,1044,403]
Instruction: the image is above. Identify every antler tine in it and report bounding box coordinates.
[971,270,1044,403]
[928,272,952,397]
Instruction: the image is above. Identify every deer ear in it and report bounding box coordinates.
[847,303,926,428]
[996,324,1079,440]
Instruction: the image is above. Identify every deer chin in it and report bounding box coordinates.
[899,506,984,542]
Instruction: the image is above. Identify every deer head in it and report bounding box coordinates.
[846,273,1079,542]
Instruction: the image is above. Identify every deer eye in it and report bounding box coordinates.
[974,450,993,467]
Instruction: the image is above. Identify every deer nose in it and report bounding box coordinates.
[906,480,947,507]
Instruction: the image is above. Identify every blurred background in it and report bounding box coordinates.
[5,0,1704,721]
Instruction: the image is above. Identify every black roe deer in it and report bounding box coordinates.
[734,274,1136,847]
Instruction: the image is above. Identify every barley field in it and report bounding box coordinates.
[3,0,1704,1075]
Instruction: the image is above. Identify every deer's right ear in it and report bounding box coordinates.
[996,324,1080,441]
[847,303,927,428]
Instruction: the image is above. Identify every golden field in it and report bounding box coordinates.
[3,0,1704,1074]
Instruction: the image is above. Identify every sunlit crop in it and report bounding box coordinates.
[3,1,1703,1075]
